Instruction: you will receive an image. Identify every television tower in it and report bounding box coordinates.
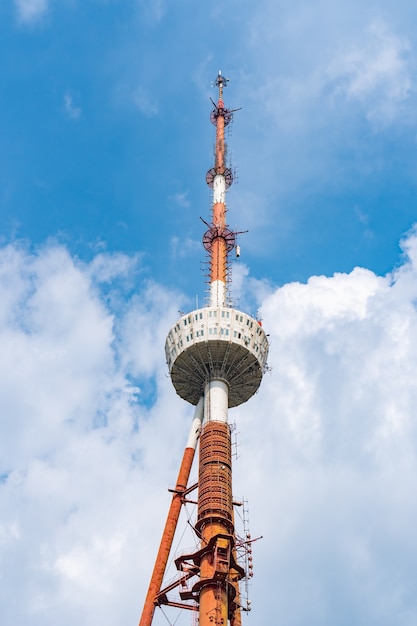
[139,72,269,626]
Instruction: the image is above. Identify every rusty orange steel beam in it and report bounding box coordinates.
[138,399,203,626]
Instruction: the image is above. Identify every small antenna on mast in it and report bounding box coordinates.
[215,70,229,101]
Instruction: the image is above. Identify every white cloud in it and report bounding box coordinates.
[238,11,415,146]
[87,251,142,286]
[138,0,166,22]
[170,235,200,260]
[0,241,189,625]
[171,191,190,209]
[63,93,82,120]
[15,0,48,23]
[133,86,159,117]
[3,228,417,623]
[328,19,413,123]
[230,261,272,314]
[233,226,417,624]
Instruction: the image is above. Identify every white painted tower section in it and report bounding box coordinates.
[213,174,226,205]
[204,380,229,424]
[210,173,228,309]
[185,396,204,448]
[210,280,227,308]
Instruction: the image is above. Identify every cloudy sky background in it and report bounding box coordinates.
[2,1,417,624]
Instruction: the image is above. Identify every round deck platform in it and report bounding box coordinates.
[165,307,269,407]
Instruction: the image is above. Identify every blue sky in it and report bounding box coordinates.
[2,1,417,625]
[4,0,417,295]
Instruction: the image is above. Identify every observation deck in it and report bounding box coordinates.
[165,306,269,408]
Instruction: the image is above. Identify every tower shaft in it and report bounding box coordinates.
[138,72,269,626]
[197,387,235,626]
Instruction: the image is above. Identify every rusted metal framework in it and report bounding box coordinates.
[138,72,269,626]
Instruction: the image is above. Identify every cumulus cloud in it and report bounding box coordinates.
[234,227,417,624]
[0,241,189,625]
[15,0,48,23]
[3,228,417,624]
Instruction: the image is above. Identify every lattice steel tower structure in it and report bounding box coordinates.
[139,72,269,626]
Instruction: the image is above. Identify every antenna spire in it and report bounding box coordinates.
[215,69,229,103]
[204,72,236,307]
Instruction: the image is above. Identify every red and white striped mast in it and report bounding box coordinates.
[138,72,269,626]
[205,70,234,308]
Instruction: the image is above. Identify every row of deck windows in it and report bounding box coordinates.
[177,311,260,332]
[175,327,267,346]
[171,328,267,358]
[174,337,263,355]
[170,312,267,352]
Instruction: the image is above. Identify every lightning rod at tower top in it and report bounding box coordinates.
[138,72,269,626]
